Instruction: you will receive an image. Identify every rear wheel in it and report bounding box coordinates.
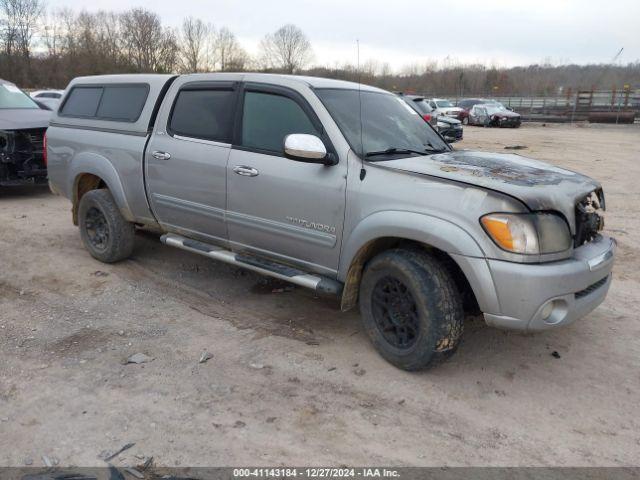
[78,189,135,263]
[359,249,464,371]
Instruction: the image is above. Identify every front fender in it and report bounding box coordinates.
[337,211,500,313]
[68,152,134,222]
[338,210,485,281]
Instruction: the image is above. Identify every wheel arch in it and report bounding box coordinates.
[69,153,134,225]
[338,212,488,312]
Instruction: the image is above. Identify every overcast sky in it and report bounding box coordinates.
[47,0,639,70]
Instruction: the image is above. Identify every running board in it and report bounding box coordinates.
[160,233,343,296]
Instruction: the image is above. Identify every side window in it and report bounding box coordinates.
[169,88,235,142]
[60,84,149,121]
[60,87,103,117]
[241,91,318,154]
[96,85,149,121]
[429,101,437,109]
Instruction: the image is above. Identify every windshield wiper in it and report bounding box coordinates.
[365,147,429,159]
[424,142,449,153]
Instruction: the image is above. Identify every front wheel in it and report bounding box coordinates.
[359,249,464,371]
[78,189,135,263]
[462,116,469,125]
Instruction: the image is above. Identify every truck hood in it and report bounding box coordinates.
[0,108,51,130]
[379,150,600,232]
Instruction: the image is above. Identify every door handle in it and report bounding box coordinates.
[233,165,259,177]
[152,151,171,160]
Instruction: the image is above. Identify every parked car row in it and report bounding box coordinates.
[399,94,523,128]
[396,93,464,142]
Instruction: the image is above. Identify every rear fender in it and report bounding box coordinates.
[69,152,134,223]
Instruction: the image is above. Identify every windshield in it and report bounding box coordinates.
[0,83,39,109]
[436,100,454,108]
[316,89,449,159]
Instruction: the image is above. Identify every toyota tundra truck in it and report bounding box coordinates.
[46,73,616,370]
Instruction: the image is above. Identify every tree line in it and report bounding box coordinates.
[2,0,639,95]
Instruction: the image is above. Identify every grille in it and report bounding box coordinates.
[22,129,45,154]
[575,276,609,299]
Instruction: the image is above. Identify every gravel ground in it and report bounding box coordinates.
[0,122,639,468]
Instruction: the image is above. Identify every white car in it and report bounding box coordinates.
[428,98,463,118]
[30,89,65,110]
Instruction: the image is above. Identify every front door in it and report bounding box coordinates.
[145,80,238,243]
[226,84,347,276]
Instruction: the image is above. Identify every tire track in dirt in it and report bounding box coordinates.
[119,257,325,344]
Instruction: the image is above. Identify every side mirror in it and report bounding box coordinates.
[284,134,334,165]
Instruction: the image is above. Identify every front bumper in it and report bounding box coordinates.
[439,125,463,142]
[496,118,521,127]
[482,235,616,331]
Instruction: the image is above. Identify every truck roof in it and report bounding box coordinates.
[68,72,385,93]
[51,73,387,135]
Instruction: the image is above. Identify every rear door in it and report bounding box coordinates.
[226,83,347,275]
[476,107,488,125]
[145,79,238,244]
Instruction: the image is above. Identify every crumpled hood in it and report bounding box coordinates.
[490,110,520,118]
[0,108,51,130]
[379,150,600,232]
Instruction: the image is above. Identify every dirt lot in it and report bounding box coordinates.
[1,123,639,468]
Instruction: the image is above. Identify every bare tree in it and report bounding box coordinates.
[2,0,639,94]
[259,24,312,74]
[120,8,178,73]
[179,17,210,73]
[0,0,44,57]
[213,27,247,71]
[41,8,69,58]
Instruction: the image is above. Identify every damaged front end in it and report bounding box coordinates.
[0,128,47,186]
[575,189,605,247]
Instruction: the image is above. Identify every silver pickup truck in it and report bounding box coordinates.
[47,73,616,370]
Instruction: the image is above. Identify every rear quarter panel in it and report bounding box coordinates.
[47,126,155,224]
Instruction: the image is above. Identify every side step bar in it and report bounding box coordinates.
[160,233,343,296]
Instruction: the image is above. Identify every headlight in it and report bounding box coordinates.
[0,131,13,151]
[481,213,571,254]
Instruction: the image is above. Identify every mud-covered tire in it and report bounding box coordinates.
[78,189,135,263]
[359,249,464,371]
